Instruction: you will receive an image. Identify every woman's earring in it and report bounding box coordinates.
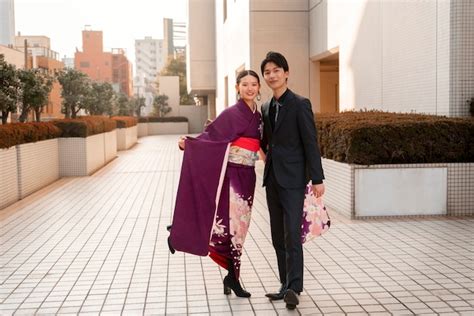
[257,93,261,101]
[237,92,241,100]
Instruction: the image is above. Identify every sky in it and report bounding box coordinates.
[14,0,187,65]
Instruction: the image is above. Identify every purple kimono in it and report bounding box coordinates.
[170,99,262,279]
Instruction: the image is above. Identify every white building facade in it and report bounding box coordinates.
[134,37,167,115]
[187,0,473,118]
[0,0,15,46]
[135,37,166,84]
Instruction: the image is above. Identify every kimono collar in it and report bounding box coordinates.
[238,99,257,113]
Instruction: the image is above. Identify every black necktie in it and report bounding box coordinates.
[274,101,281,123]
[270,100,279,130]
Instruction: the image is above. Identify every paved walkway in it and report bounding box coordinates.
[1,135,473,315]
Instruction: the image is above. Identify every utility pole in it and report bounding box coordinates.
[24,39,28,69]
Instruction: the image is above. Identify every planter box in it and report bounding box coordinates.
[104,130,117,163]
[59,134,105,176]
[148,122,188,135]
[17,139,59,199]
[138,123,148,137]
[116,126,137,151]
[0,147,19,209]
[322,158,474,218]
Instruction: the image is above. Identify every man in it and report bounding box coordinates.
[260,51,325,310]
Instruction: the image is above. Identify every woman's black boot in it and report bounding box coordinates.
[223,266,251,297]
[167,236,175,254]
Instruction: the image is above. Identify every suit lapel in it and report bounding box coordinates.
[262,101,272,134]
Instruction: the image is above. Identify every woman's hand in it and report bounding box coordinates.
[258,149,266,162]
[178,136,187,150]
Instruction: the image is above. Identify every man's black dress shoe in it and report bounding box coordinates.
[284,289,299,310]
[265,285,286,300]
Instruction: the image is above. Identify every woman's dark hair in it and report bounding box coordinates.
[236,70,260,85]
[260,51,289,74]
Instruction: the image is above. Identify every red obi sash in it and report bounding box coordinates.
[231,137,260,152]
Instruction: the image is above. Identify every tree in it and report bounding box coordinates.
[17,69,53,122]
[153,94,171,117]
[57,69,91,118]
[0,54,21,124]
[83,81,116,116]
[132,96,146,117]
[117,93,133,116]
[159,55,194,105]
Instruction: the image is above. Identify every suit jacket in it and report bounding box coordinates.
[261,89,324,188]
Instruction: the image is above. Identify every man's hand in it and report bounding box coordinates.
[178,136,187,150]
[312,183,325,198]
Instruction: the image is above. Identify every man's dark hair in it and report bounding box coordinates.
[260,51,289,74]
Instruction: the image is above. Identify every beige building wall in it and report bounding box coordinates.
[213,0,310,115]
[187,0,216,93]
[249,0,310,107]
[187,0,217,119]
[0,45,25,68]
[309,0,455,116]
[15,35,51,49]
[156,76,180,116]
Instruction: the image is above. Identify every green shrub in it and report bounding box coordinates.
[0,122,61,149]
[316,111,474,164]
[111,116,138,128]
[139,116,188,123]
[52,116,116,137]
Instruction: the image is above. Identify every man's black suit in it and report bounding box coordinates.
[261,89,324,293]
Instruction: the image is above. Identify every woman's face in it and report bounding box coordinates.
[236,75,260,104]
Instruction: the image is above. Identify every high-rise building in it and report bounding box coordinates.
[134,36,167,115]
[62,56,74,69]
[135,37,166,83]
[163,18,174,58]
[75,29,133,96]
[0,0,15,46]
[163,18,187,59]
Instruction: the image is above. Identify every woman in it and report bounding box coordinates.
[168,70,262,298]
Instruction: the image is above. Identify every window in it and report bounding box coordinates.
[80,61,90,68]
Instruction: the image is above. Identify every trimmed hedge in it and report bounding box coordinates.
[111,116,138,128]
[316,111,474,165]
[0,122,61,149]
[53,116,116,138]
[138,116,188,123]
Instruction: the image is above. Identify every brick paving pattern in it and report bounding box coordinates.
[1,135,473,315]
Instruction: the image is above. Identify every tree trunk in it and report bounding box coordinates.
[35,108,41,122]
[65,105,71,119]
[72,106,79,118]
[1,111,9,124]
[19,106,29,123]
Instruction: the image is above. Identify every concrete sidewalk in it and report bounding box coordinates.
[1,135,473,315]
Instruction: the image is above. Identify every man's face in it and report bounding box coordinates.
[263,62,289,91]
